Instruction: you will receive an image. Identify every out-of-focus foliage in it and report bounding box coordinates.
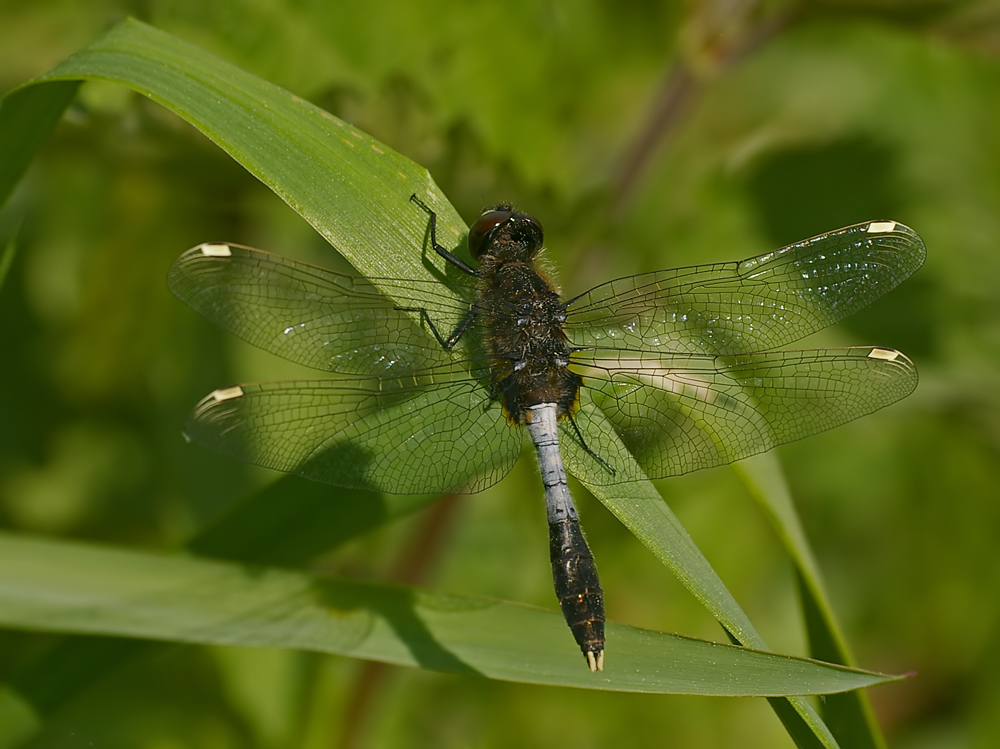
[1,1,999,748]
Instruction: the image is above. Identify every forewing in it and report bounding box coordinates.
[565,221,925,356]
[575,347,917,482]
[185,365,522,495]
[168,243,476,375]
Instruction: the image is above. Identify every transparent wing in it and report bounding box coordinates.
[168,243,476,376]
[185,365,522,495]
[564,221,925,355]
[571,346,917,482]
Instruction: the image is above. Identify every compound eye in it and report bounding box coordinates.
[522,214,543,244]
[468,209,512,258]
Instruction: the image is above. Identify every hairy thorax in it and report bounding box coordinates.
[476,258,581,424]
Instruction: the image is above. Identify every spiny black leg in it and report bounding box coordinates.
[402,195,481,349]
[567,412,616,476]
[410,194,479,277]
[395,304,478,349]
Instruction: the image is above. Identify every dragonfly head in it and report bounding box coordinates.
[469,203,544,262]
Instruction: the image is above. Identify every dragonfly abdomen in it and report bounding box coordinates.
[525,403,605,672]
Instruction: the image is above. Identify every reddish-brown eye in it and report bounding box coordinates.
[468,209,512,258]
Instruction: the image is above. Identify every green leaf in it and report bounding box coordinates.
[10,19,470,292]
[0,80,80,210]
[565,399,843,745]
[1,478,441,733]
[186,476,436,567]
[734,454,888,749]
[0,531,899,695]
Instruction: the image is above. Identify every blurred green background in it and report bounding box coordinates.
[2,1,999,747]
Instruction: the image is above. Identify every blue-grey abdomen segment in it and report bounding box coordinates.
[549,516,605,664]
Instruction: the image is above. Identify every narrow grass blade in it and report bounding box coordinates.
[735,454,888,749]
[0,80,80,210]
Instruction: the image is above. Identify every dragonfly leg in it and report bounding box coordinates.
[394,303,478,349]
[410,195,479,277]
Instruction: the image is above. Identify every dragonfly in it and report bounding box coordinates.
[168,196,924,672]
